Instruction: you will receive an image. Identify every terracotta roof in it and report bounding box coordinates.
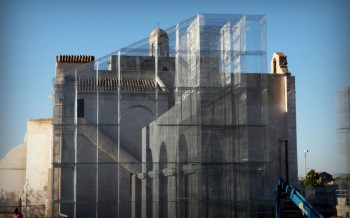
[150,28,168,38]
[72,77,157,91]
[56,55,95,63]
[275,52,286,57]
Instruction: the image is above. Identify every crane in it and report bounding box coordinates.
[276,178,324,218]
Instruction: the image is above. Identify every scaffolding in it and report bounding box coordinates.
[51,14,297,217]
[337,87,350,165]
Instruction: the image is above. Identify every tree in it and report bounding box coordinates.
[303,169,324,187]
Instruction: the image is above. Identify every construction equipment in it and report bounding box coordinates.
[276,178,324,218]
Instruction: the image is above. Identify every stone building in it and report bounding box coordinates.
[0,119,52,217]
[52,14,297,217]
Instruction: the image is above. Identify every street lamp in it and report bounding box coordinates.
[304,149,309,176]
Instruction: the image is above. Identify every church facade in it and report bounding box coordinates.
[52,14,297,217]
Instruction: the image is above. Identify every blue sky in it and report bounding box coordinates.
[0,0,349,177]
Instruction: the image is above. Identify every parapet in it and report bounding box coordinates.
[28,118,52,124]
[56,55,95,63]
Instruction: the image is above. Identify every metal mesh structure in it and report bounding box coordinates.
[51,14,297,218]
[337,87,350,167]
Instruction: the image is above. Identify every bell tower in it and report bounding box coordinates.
[149,28,169,57]
[271,52,289,74]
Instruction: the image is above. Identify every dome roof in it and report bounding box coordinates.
[150,28,168,38]
[0,144,26,169]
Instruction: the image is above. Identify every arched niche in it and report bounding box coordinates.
[159,143,168,218]
[206,134,224,217]
[120,106,155,161]
[178,134,189,218]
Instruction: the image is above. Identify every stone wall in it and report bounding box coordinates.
[0,119,52,217]
[23,119,52,217]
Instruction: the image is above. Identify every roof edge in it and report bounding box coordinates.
[56,55,95,63]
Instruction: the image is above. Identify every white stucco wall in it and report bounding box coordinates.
[0,143,27,206]
[25,119,52,191]
[0,118,52,216]
[23,119,52,217]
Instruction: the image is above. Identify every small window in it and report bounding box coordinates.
[77,99,84,118]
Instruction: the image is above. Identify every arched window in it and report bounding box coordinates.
[206,134,224,217]
[159,143,168,218]
[146,128,153,218]
[179,134,189,218]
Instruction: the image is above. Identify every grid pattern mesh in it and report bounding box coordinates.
[51,14,297,218]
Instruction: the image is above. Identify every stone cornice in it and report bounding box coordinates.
[182,163,197,174]
[162,167,176,177]
[148,170,159,178]
[137,172,147,180]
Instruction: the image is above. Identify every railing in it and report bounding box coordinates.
[0,205,14,216]
[337,190,350,206]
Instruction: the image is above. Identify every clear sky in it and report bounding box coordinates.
[0,0,349,177]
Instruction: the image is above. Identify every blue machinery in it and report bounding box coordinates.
[276,178,324,218]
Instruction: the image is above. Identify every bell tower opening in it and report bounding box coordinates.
[149,28,169,57]
[270,52,289,74]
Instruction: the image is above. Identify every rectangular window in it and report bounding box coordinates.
[77,99,84,118]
